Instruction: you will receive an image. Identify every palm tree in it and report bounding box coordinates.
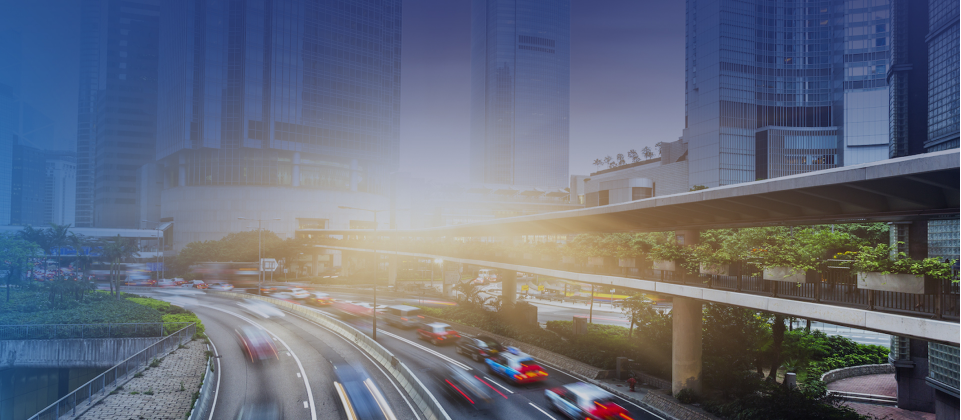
[616,153,626,166]
[604,155,614,169]
[103,235,139,298]
[18,225,50,281]
[654,141,664,157]
[641,146,654,160]
[69,233,94,279]
[46,224,71,281]
[627,149,640,163]
[592,158,603,172]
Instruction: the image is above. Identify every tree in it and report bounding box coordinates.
[654,142,664,156]
[616,153,626,166]
[690,185,708,191]
[0,234,41,302]
[452,278,487,307]
[603,155,614,169]
[592,158,603,171]
[68,233,95,279]
[768,314,786,381]
[102,235,139,298]
[620,293,656,339]
[627,149,640,163]
[641,146,654,160]
[17,224,51,281]
[46,223,72,281]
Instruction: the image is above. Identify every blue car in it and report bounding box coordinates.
[484,347,548,385]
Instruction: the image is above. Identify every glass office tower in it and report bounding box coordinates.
[684,0,891,187]
[470,0,570,188]
[75,0,160,228]
[924,0,959,152]
[157,0,401,195]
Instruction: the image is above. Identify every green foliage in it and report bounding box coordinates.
[126,297,171,312]
[0,289,163,325]
[702,304,772,390]
[162,313,205,335]
[173,231,306,276]
[702,382,866,420]
[743,227,864,273]
[675,388,700,404]
[848,243,957,282]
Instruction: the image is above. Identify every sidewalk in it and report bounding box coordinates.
[827,373,935,420]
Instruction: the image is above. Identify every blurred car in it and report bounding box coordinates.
[545,382,633,420]
[355,302,387,312]
[306,292,334,306]
[192,280,208,289]
[332,363,396,420]
[236,325,278,364]
[288,287,310,299]
[382,305,424,328]
[429,362,494,410]
[235,401,282,420]
[260,285,278,294]
[485,347,548,385]
[456,335,506,362]
[213,283,235,291]
[417,322,461,346]
[238,299,286,319]
[156,279,177,287]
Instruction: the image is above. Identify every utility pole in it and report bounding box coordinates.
[338,205,387,340]
[239,217,280,294]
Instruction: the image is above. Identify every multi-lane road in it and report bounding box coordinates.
[141,288,664,420]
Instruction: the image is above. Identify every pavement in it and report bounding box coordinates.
[79,339,207,420]
[841,402,935,420]
[828,374,937,420]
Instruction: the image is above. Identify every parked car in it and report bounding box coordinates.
[429,362,495,411]
[456,335,506,362]
[417,322,461,345]
[307,292,333,306]
[484,347,548,385]
[545,382,633,420]
[382,305,424,328]
[236,325,278,364]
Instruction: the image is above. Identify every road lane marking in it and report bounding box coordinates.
[297,372,302,378]
[284,311,426,420]
[207,335,221,420]
[204,306,317,420]
[483,376,514,394]
[375,329,472,371]
[303,401,309,408]
[528,402,559,420]
[474,376,507,399]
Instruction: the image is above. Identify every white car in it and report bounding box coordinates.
[545,382,632,420]
[214,283,234,291]
[237,299,285,319]
[289,287,310,300]
[156,279,177,287]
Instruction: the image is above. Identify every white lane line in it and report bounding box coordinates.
[207,335,222,420]
[375,329,472,371]
[303,401,309,408]
[284,311,425,420]
[483,376,514,394]
[205,306,318,420]
[528,402,558,420]
[297,372,302,378]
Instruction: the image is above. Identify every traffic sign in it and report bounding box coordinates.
[260,258,278,272]
[521,285,529,291]
[537,285,545,291]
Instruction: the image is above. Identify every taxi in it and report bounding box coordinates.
[484,347,548,385]
[545,382,633,420]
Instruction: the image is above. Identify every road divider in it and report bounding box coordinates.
[207,291,450,420]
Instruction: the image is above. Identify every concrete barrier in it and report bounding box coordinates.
[820,363,894,384]
[0,337,159,368]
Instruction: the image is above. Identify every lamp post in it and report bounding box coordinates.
[142,220,165,280]
[238,217,281,294]
[337,205,388,341]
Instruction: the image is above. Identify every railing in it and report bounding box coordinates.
[208,291,450,420]
[327,245,961,322]
[0,322,194,340]
[187,341,218,420]
[27,323,196,420]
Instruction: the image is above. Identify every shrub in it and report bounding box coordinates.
[675,388,699,404]
[126,297,170,312]
[162,313,205,335]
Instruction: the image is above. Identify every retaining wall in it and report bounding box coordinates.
[0,338,158,368]
[820,363,895,384]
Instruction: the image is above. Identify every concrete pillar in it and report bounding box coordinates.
[672,297,702,395]
[501,270,517,308]
[312,254,320,276]
[388,254,398,286]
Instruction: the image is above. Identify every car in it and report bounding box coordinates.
[417,322,461,345]
[213,283,234,291]
[155,279,177,287]
[456,335,506,362]
[235,401,281,420]
[429,362,495,410]
[545,382,633,420]
[382,305,424,328]
[484,347,548,385]
[307,292,334,306]
[332,363,396,420]
[288,287,310,299]
[236,325,278,364]
[237,299,286,319]
[191,280,208,289]
[259,285,277,294]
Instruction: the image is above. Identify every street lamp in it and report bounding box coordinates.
[142,220,165,280]
[337,205,390,341]
[238,217,281,294]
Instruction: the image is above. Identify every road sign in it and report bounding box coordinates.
[260,258,278,272]
[537,285,545,292]
[521,285,529,291]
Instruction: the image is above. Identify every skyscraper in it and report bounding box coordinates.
[684,0,892,187]
[156,0,403,249]
[470,0,570,188]
[75,0,160,228]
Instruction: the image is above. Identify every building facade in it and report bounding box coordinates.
[579,139,690,207]
[470,0,570,188]
[684,0,892,187]
[45,158,77,226]
[156,0,403,250]
[75,0,160,228]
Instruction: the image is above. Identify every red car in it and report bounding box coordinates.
[236,326,278,364]
[417,322,461,345]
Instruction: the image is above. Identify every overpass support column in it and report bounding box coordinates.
[672,297,702,395]
[501,270,517,308]
[388,254,398,286]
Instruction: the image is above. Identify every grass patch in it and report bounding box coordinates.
[0,289,163,325]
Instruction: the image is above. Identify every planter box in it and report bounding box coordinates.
[587,256,615,267]
[652,260,675,271]
[618,257,647,268]
[763,266,814,283]
[700,262,731,276]
[857,272,935,294]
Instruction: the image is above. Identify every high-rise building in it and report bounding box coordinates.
[0,85,12,226]
[924,0,959,152]
[157,0,403,250]
[684,0,892,187]
[469,0,570,189]
[45,157,77,226]
[75,0,160,228]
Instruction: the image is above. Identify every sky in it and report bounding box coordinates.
[1,0,685,183]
